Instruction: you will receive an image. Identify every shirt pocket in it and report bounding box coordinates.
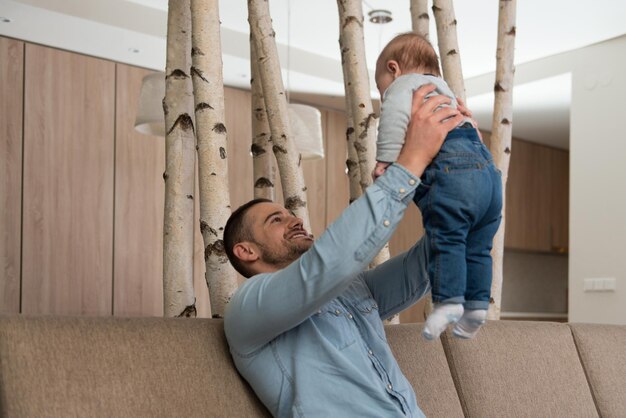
[356,298,387,342]
[313,302,357,350]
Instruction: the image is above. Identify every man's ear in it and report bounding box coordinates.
[386,60,401,78]
[233,242,260,263]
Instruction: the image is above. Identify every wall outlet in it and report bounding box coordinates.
[584,277,617,292]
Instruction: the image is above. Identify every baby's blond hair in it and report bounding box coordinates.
[376,32,441,77]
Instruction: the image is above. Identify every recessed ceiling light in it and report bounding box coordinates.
[368,10,392,24]
[128,47,141,54]
[0,17,12,23]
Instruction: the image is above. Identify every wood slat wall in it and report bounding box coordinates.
[21,44,115,315]
[1,38,569,321]
[0,37,23,314]
[113,64,164,317]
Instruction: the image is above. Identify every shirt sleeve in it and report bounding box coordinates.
[362,235,432,320]
[224,164,420,355]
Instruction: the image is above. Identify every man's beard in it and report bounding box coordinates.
[256,239,312,267]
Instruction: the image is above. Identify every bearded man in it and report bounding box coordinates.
[223,85,469,417]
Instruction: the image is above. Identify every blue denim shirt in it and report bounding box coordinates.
[224,164,431,417]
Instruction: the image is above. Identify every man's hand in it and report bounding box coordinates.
[396,84,464,177]
[456,97,483,142]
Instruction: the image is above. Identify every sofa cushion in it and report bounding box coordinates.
[569,323,626,417]
[386,323,464,417]
[441,320,599,418]
[0,316,270,418]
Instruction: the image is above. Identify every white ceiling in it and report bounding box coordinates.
[1,0,626,149]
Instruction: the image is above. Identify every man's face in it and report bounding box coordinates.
[246,202,314,269]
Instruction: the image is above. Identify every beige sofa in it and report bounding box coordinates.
[0,316,624,417]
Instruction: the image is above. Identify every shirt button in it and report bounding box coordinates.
[348,313,353,319]
[399,188,406,194]
[317,310,322,314]
[409,179,416,185]
[368,350,373,355]
[383,220,390,227]
[335,309,341,315]
[387,384,393,390]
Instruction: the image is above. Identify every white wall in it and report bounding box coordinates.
[569,36,626,324]
[466,35,626,324]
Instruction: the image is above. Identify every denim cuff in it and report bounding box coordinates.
[464,300,490,310]
[375,163,421,202]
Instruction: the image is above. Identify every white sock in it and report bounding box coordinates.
[422,303,464,341]
[453,309,487,339]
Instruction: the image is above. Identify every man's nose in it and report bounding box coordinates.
[288,215,304,229]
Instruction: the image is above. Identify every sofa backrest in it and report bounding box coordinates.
[386,324,464,417]
[0,316,270,418]
[570,323,626,417]
[1,317,623,418]
[441,321,599,418]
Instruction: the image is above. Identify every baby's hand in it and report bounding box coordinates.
[372,161,391,180]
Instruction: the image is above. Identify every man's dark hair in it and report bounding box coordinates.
[224,198,273,278]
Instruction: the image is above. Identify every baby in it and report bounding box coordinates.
[374,32,503,340]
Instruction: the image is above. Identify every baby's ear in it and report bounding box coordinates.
[387,60,401,77]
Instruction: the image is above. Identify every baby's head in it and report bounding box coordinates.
[375,32,441,97]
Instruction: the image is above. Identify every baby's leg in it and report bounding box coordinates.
[416,168,472,341]
[454,167,502,339]
[423,303,464,340]
[453,309,487,339]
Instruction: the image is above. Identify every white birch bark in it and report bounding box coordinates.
[337,0,377,191]
[163,0,196,317]
[339,39,362,204]
[337,0,391,276]
[411,0,430,40]
[432,0,466,102]
[250,40,276,200]
[488,0,517,320]
[248,0,311,231]
[190,0,238,318]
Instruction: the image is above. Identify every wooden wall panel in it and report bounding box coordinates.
[224,87,254,209]
[550,148,569,252]
[113,64,163,317]
[0,37,24,314]
[21,44,115,315]
[505,139,552,251]
[302,112,327,238]
[324,110,350,226]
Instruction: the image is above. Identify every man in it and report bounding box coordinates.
[224,85,466,417]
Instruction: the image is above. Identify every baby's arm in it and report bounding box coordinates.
[376,76,421,164]
[372,161,390,181]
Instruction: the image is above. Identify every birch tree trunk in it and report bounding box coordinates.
[248,0,311,231]
[190,0,238,318]
[337,0,377,192]
[337,0,392,318]
[339,40,362,204]
[163,0,196,317]
[488,0,517,320]
[250,40,276,200]
[410,0,430,40]
[432,0,466,102]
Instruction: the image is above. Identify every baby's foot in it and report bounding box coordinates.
[422,303,464,341]
[452,309,487,339]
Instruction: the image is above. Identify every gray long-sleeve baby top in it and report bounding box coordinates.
[376,73,469,163]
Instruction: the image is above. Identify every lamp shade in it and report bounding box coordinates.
[134,74,325,161]
[288,104,324,160]
[134,72,166,137]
